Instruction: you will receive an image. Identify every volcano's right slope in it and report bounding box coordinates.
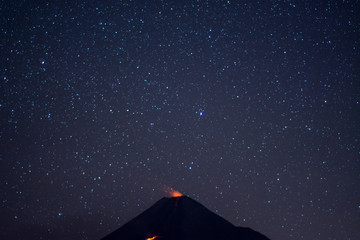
[101,196,271,240]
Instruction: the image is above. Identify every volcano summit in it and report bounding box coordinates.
[101,196,271,240]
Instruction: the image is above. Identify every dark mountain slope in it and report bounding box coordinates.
[101,196,271,240]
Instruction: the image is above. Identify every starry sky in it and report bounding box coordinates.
[1,1,359,239]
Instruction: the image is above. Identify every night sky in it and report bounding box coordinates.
[1,1,359,239]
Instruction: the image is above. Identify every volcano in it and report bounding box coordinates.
[101,196,271,240]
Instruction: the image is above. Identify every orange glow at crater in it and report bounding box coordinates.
[162,186,183,198]
[170,190,183,197]
[145,236,158,240]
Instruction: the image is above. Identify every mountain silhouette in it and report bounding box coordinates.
[101,196,271,240]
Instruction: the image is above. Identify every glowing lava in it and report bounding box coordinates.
[162,186,183,198]
[170,190,183,197]
[145,236,158,240]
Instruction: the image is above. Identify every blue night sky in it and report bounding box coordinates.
[1,1,359,239]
